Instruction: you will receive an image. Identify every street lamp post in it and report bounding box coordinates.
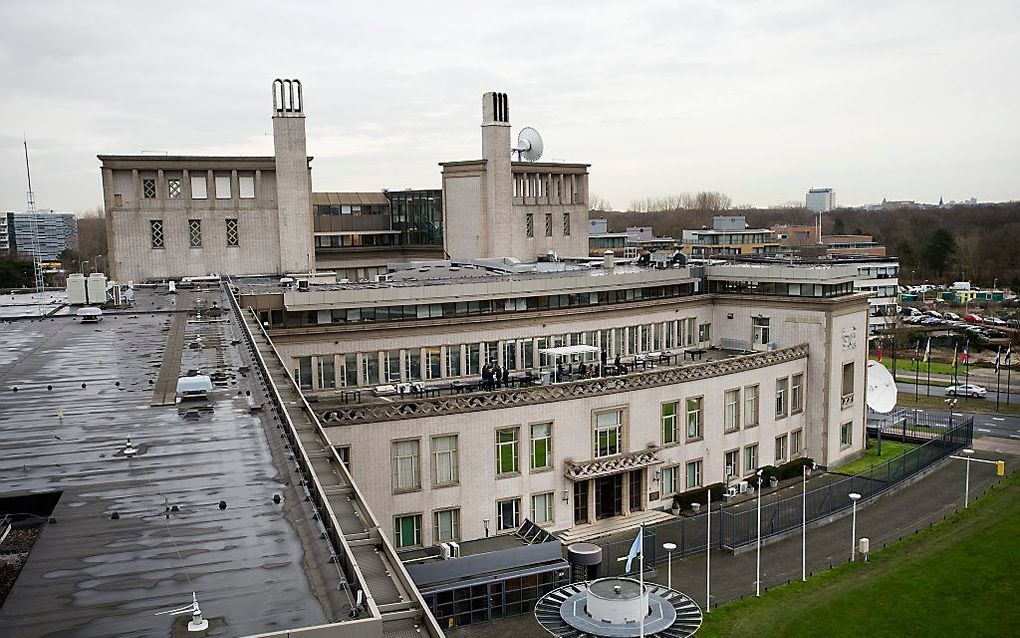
[802,463,816,582]
[849,493,862,561]
[755,469,764,597]
[706,488,711,613]
[962,448,974,507]
[662,542,676,589]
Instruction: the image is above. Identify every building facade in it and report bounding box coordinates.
[441,93,590,261]
[681,216,781,257]
[2,211,78,261]
[240,260,869,551]
[806,188,835,212]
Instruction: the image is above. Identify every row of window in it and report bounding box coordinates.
[525,212,571,239]
[314,233,398,248]
[294,322,709,389]
[707,280,857,298]
[282,283,698,329]
[661,429,804,496]
[391,425,553,494]
[314,204,387,216]
[512,172,580,201]
[142,174,256,201]
[150,218,239,249]
[393,491,556,549]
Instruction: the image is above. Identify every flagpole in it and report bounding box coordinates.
[965,342,970,389]
[1008,349,1013,406]
[706,488,711,614]
[639,523,645,638]
[926,340,931,397]
[996,348,1001,412]
[918,342,926,402]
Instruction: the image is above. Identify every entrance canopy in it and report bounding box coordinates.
[538,345,600,358]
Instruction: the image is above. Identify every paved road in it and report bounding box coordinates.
[896,380,1020,404]
[452,448,1018,638]
[890,405,1020,441]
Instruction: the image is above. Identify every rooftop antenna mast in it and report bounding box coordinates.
[23,138,45,313]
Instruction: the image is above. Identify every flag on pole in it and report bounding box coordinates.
[923,338,931,363]
[1007,346,1013,365]
[624,527,643,573]
[952,343,958,368]
[961,342,969,364]
[876,342,883,363]
[995,347,1001,374]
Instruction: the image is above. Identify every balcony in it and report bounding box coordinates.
[317,344,809,426]
[841,393,854,409]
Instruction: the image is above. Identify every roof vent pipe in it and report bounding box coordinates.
[604,250,615,271]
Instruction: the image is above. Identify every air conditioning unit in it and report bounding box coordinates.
[737,480,749,494]
[448,541,461,558]
[725,485,739,498]
[766,342,777,351]
[438,542,451,559]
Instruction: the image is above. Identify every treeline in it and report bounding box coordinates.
[593,199,1020,291]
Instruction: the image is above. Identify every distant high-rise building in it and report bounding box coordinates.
[2,211,78,261]
[806,188,835,213]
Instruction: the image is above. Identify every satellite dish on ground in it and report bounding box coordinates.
[514,127,543,162]
[866,360,897,413]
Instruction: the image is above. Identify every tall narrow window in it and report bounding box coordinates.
[142,178,156,199]
[431,435,459,486]
[225,218,239,246]
[744,384,760,426]
[526,213,534,238]
[392,439,421,491]
[530,423,552,470]
[496,427,519,475]
[686,459,703,489]
[563,212,571,236]
[317,356,335,389]
[188,219,202,248]
[841,362,855,405]
[743,443,759,473]
[698,322,711,344]
[840,422,853,448]
[752,316,770,347]
[791,373,804,414]
[190,175,207,199]
[791,429,802,457]
[661,402,677,444]
[686,397,703,439]
[775,434,788,463]
[661,466,677,496]
[545,213,553,237]
[150,219,164,248]
[167,178,182,200]
[724,450,739,479]
[445,346,461,378]
[776,377,789,418]
[724,389,740,431]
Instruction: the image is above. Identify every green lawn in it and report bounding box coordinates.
[877,357,960,376]
[696,472,1020,638]
[898,393,1020,417]
[831,440,917,475]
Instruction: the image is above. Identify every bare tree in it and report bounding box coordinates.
[588,193,613,211]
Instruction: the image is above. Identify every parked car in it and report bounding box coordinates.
[963,314,983,323]
[903,315,922,324]
[985,330,1008,339]
[920,317,942,326]
[945,384,987,398]
[943,312,961,321]
[985,317,1008,327]
[901,307,922,317]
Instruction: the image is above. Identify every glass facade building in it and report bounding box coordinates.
[386,189,443,247]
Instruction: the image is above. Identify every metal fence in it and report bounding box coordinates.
[600,417,973,575]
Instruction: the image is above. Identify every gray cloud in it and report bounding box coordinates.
[1,0,1017,213]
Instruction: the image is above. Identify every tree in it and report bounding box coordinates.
[0,259,34,288]
[922,228,956,278]
[831,216,846,235]
[588,193,613,212]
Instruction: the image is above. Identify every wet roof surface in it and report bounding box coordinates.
[0,289,329,637]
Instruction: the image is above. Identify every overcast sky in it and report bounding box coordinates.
[1,0,1018,213]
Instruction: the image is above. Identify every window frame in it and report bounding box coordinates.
[142,178,157,199]
[775,377,789,419]
[391,438,421,493]
[531,492,554,524]
[743,443,759,474]
[775,434,788,463]
[661,465,678,497]
[149,219,164,249]
[495,427,520,476]
[791,373,804,414]
[685,396,704,440]
[744,384,759,427]
[686,459,703,489]
[724,449,740,480]
[496,497,521,532]
[190,175,208,200]
[188,218,202,248]
[530,422,552,471]
[393,513,422,549]
[225,218,239,247]
[724,388,741,432]
[433,508,461,543]
[661,401,678,445]
[593,408,624,458]
[431,434,459,487]
[840,421,853,449]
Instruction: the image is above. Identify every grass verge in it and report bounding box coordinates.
[696,471,1020,638]
[831,440,917,475]
[897,394,1020,416]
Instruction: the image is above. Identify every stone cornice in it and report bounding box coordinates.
[563,448,663,481]
[319,344,809,427]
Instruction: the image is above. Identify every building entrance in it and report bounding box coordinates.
[595,474,623,520]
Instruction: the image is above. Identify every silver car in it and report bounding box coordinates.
[945,384,987,398]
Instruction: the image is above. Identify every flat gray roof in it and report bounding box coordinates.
[0,289,335,636]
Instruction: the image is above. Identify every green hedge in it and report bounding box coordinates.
[674,482,726,509]
[772,457,816,481]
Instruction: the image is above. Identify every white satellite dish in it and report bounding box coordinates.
[866,360,897,413]
[514,127,543,162]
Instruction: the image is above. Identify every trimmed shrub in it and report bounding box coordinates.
[673,482,726,510]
